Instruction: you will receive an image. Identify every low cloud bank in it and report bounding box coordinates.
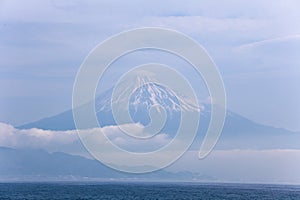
[0,122,170,154]
[1,122,300,183]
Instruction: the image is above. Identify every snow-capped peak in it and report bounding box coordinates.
[130,82,200,113]
[96,75,201,114]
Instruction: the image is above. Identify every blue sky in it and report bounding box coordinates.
[0,0,300,131]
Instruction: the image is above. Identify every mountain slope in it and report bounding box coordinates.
[18,83,300,150]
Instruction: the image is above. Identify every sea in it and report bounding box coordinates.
[0,182,300,200]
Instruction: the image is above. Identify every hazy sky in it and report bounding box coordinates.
[0,0,300,131]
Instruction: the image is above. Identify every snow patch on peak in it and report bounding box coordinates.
[130,82,200,113]
[96,76,201,113]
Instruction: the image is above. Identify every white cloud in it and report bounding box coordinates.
[0,122,172,155]
[0,122,78,150]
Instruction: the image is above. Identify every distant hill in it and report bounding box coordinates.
[0,147,215,182]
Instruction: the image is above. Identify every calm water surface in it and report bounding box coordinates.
[0,182,300,200]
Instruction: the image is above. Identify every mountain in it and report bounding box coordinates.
[0,147,215,181]
[18,80,300,150]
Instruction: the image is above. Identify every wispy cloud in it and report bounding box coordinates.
[237,34,300,50]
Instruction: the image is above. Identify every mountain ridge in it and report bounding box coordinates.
[17,84,300,150]
[0,147,215,182]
